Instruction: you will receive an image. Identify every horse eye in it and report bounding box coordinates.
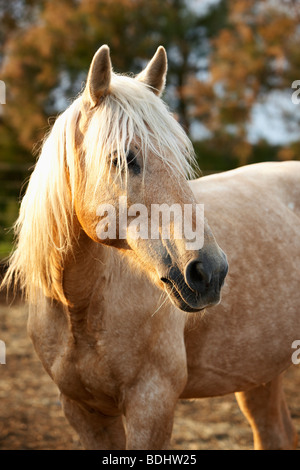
[126,150,141,175]
[126,150,136,165]
[110,149,141,175]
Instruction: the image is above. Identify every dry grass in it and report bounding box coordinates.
[1,301,300,450]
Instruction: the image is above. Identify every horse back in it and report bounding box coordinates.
[189,160,300,224]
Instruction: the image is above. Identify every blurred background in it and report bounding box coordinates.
[1,0,300,450]
[1,0,300,258]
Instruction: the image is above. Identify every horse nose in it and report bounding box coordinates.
[184,256,228,295]
[219,258,228,289]
[184,259,212,295]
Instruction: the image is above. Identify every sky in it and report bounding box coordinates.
[248,90,300,145]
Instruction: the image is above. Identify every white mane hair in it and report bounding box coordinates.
[3,71,197,305]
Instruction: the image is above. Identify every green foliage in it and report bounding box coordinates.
[193,138,296,175]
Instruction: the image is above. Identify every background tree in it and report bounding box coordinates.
[2,0,226,149]
[0,0,300,256]
[184,0,300,167]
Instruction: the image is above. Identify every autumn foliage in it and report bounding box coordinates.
[1,0,299,165]
[0,1,300,250]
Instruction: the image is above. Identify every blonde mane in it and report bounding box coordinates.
[3,72,196,305]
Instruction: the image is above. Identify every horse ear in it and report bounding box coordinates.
[136,46,167,96]
[84,45,112,107]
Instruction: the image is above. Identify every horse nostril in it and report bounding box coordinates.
[185,260,212,294]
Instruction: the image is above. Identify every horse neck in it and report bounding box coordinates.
[62,229,164,340]
[62,229,111,315]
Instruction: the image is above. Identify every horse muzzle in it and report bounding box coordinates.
[160,251,228,312]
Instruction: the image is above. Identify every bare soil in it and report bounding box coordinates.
[1,301,300,450]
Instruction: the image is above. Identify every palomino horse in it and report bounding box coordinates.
[4,45,300,450]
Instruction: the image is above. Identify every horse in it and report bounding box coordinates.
[3,45,300,450]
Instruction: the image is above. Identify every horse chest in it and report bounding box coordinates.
[50,338,123,413]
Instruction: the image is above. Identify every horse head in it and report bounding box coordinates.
[74,45,228,312]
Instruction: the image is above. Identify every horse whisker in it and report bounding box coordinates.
[151,289,172,317]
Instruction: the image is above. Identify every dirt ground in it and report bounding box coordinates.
[1,300,300,450]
